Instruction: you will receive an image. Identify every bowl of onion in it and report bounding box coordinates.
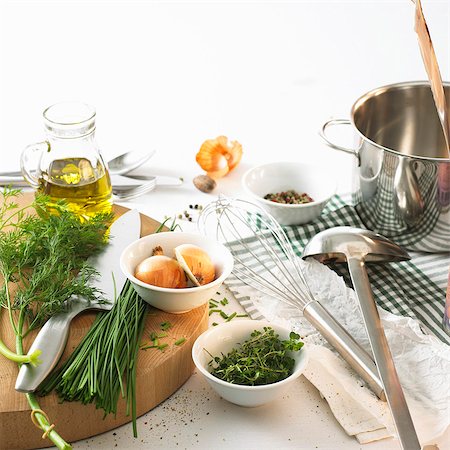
[120,232,234,313]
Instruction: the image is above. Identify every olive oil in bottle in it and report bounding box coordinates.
[38,157,113,218]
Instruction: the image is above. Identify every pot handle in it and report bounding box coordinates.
[319,119,359,158]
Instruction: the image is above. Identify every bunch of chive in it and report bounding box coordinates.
[39,216,181,437]
[38,281,146,437]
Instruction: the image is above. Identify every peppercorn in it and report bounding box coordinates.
[263,190,314,204]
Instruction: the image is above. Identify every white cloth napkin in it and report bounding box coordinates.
[235,259,450,446]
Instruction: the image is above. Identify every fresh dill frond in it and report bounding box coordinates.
[0,188,113,332]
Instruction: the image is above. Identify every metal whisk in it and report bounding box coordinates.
[200,197,385,400]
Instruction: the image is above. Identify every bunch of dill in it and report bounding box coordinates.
[0,188,112,334]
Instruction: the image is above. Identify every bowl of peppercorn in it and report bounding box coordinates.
[242,162,337,225]
[192,319,308,407]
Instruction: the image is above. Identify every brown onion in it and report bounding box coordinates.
[135,255,187,288]
[175,244,215,286]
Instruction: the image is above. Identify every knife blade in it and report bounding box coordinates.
[15,209,141,393]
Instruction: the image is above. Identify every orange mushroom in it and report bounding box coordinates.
[196,136,243,179]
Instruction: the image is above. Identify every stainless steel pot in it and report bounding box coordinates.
[320,81,450,252]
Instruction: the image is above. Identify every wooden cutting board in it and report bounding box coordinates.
[0,193,208,450]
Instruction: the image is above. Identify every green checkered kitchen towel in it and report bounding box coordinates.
[226,195,450,345]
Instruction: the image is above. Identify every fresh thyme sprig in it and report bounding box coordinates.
[207,327,304,386]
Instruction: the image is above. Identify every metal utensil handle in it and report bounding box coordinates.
[319,118,359,158]
[15,299,89,393]
[0,171,22,177]
[0,176,29,187]
[304,301,385,400]
[154,176,183,186]
[347,258,421,450]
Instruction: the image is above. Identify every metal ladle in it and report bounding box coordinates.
[303,226,421,450]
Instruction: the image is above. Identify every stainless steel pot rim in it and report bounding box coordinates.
[350,80,450,163]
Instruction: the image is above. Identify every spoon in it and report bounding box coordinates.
[413,0,450,156]
[0,149,156,178]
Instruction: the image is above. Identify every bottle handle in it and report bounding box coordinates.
[20,141,49,188]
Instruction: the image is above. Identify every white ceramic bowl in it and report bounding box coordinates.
[192,320,308,407]
[120,232,234,313]
[242,162,337,225]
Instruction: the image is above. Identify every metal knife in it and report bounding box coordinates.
[126,174,183,185]
[15,209,141,393]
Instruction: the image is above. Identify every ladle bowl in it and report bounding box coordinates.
[303,227,410,264]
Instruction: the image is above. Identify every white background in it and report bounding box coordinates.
[1,1,449,205]
[0,1,449,449]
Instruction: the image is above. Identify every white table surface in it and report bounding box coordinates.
[1,1,449,449]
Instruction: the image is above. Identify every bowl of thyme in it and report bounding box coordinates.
[192,320,308,407]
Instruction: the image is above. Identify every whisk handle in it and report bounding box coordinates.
[303,301,385,401]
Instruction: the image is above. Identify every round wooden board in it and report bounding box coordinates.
[0,194,208,450]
